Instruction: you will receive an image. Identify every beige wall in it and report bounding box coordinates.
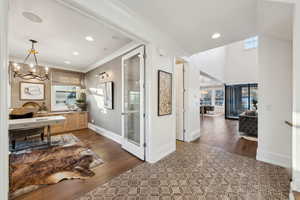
[9,62,85,111]
[85,56,122,135]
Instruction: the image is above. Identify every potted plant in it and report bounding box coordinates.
[76,89,87,111]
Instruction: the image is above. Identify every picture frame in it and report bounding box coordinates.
[20,82,45,101]
[158,70,172,116]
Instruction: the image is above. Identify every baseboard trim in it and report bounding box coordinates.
[256,148,291,168]
[88,123,122,144]
[291,180,300,193]
[185,129,200,142]
[290,191,295,200]
[148,142,175,163]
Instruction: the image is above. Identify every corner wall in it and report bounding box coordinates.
[145,44,177,163]
[257,35,292,168]
[184,62,201,142]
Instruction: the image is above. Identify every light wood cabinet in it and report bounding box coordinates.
[37,111,88,134]
[78,112,88,130]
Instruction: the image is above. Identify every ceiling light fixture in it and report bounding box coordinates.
[12,39,49,81]
[212,32,221,39]
[96,72,109,79]
[85,36,94,42]
[22,12,43,23]
[112,36,121,40]
[73,51,79,56]
[64,61,71,64]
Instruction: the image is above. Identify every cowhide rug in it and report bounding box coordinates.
[9,134,103,198]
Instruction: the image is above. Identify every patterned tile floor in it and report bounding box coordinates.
[78,143,290,200]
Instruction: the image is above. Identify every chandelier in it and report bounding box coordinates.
[12,39,49,81]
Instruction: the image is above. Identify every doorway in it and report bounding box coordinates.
[121,46,145,160]
[175,60,185,141]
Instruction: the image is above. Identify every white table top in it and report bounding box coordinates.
[9,116,66,130]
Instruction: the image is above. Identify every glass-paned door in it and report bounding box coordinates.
[121,46,145,160]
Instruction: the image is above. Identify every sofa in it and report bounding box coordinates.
[238,110,258,137]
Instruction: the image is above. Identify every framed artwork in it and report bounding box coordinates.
[158,70,172,116]
[20,82,45,100]
[104,81,114,109]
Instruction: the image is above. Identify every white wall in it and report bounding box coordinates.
[184,62,201,142]
[145,44,176,163]
[0,0,9,199]
[189,46,226,82]
[257,35,292,168]
[189,40,259,85]
[224,40,258,84]
[292,1,300,192]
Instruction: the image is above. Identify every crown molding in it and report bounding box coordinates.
[83,41,142,73]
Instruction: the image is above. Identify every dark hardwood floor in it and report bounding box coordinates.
[15,129,143,200]
[15,115,258,200]
[194,115,257,159]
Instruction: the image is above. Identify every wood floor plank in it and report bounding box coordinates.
[195,115,257,159]
[14,115,258,200]
[14,129,143,200]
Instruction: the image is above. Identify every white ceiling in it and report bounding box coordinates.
[9,0,132,71]
[259,1,293,41]
[116,0,258,54]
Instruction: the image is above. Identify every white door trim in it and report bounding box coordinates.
[0,0,9,199]
[121,46,145,160]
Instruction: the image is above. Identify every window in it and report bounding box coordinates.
[225,83,258,119]
[129,91,140,105]
[201,90,212,105]
[52,85,80,111]
[215,89,224,106]
[244,36,258,50]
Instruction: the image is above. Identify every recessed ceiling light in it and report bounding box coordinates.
[22,12,43,23]
[64,61,71,64]
[85,36,94,42]
[112,36,121,40]
[73,51,79,56]
[212,33,221,39]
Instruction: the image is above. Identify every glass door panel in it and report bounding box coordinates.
[121,47,145,160]
[123,55,140,145]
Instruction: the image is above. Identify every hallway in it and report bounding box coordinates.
[195,115,257,158]
[80,138,289,199]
